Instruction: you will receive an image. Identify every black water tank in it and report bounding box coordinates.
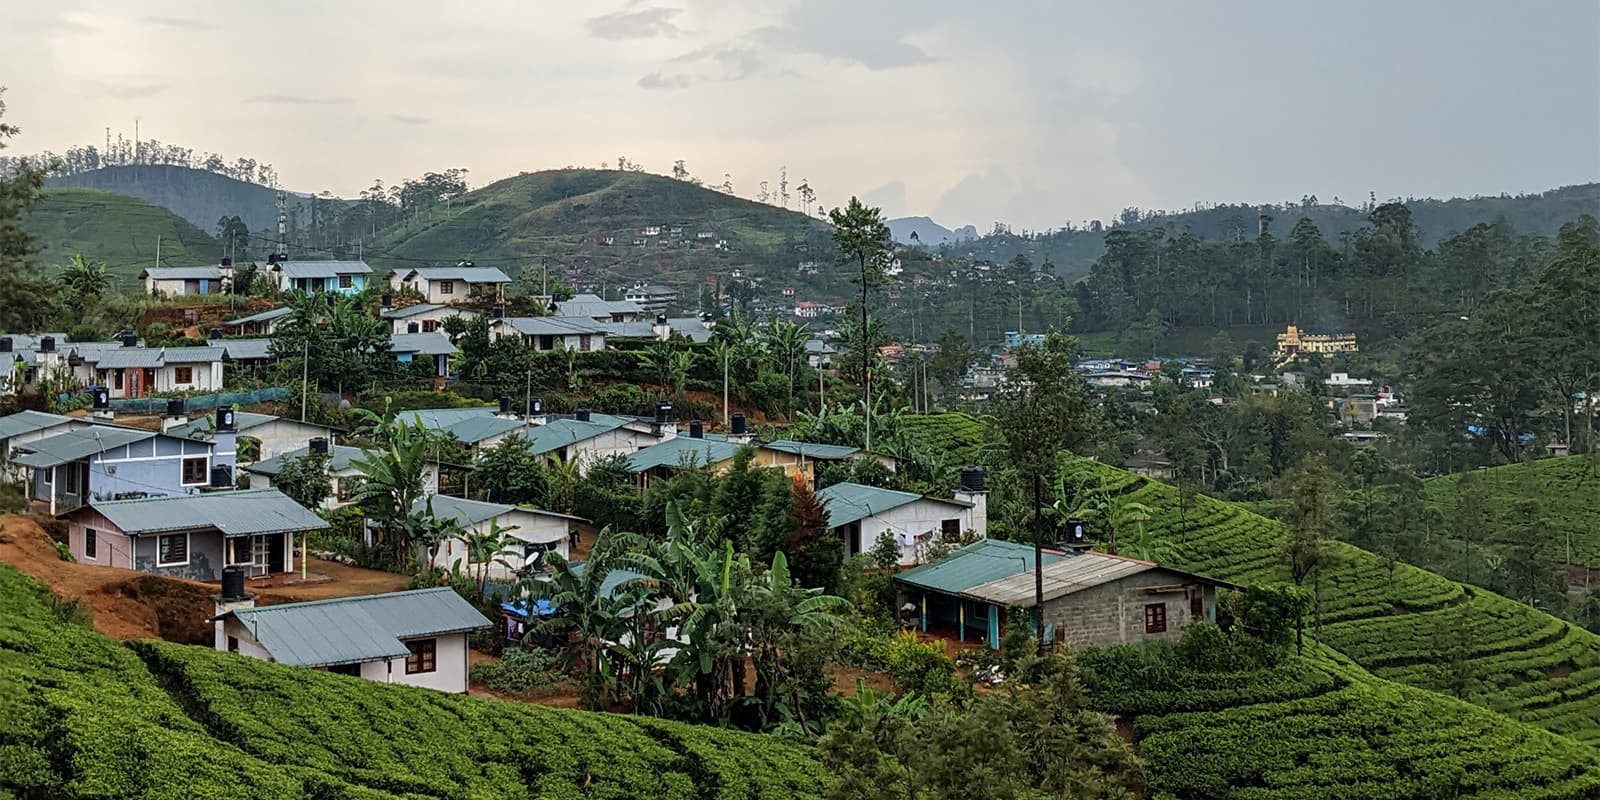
[210,464,233,488]
[221,565,247,600]
[91,387,110,410]
[575,408,591,422]
[121,333,138,347]
[493,304,506,320]
[380,293,393,309]
[309,436,329,455]
[498,396,513,414]
[530,397,543,414]
[208,327,223,340]
[1065,518,1087,545]
[730,413,747,435]
[0,337,11,353]
[221,257,232,268]
[688,420,704,438]
[38,336,54,353]
[959,466,985,492]
[655,313,668,325]
[166,398,186,418]
[216,408,236,432]
[407,322,420,334]
[654,401,673,423]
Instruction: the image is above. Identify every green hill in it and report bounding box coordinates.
[1073,461,1600,747]
[46,165,331,236]
[1424,456,1600,571]
[23,188,220,283]
[0,564,826,799]
[370,169,833,297]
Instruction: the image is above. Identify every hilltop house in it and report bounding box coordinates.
[242,440,440,510]
[141,263,234,296]
[418,495,585,578]
[226,307,293,337]
[1274,324,1358,364]
[61,488,326,580]
[270,260,372,294]
[554,293,646,322]
[11,425,222,515]
[816,478,987,566]
[165,411,338,464]
[490,317,607,352]
[382,303,475,335]
[894,540,1239,649]
[390,266,511,305]
[212,587,491,692]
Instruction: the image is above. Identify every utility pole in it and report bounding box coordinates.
[154,235,161,268]
[722,346,730,428]
[300,337,309,422]
[524,370,532,418]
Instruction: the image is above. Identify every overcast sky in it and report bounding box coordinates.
[4,0,1597,230]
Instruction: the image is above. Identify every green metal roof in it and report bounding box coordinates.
[227,306,293,325]
[523,417,626,455]
[0,410,83,441]
[440,415,525,445]
[402,407,495,430]
[11,426,158,468]
[894,539,1065,596]
[223,587,490,668]
[815,481,971,530]
[242,444,370,476]
[82,488,330,537]
[624,436,743,473]
[165,411,280,440]
[413,494,587,529]
[765,439,862,460]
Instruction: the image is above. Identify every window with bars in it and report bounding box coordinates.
[173,366,194,384]
[158,533,189,566]
[339,274,353,289]
[439,281,454,295]
[1144,603,1167,634]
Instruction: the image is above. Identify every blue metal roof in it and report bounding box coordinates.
[11,426,158,468]
[0,410,82,441]
[523,417,626,456]
[624,436,743,473]
[815,481,970,530]
[765,439,861,460]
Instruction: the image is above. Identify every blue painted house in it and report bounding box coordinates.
[271,260,372,294]
[9,424,224,514]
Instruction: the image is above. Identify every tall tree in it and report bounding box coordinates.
[0,88,61,333]
[829,197,891,451]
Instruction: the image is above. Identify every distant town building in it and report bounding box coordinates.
[624,283,678,314]
[1275,324,1358,363]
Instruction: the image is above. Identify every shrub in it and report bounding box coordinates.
[884,631,959,696]
[471,648,563,696]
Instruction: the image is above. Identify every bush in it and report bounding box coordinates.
[470,648,563,696]
[884,631,959,696]
[51,541,74,563]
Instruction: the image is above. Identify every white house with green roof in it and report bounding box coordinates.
[816,481,986,566]
[242,442,439,509]
[165,411,337,463]
[416,494,586,578]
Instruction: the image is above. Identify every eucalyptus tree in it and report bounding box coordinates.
[829,197,891,451]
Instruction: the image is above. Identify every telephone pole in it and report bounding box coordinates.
[299,338,309,422]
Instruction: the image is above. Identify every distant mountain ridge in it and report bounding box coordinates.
[887,216,977,246]
[48,165,327,238]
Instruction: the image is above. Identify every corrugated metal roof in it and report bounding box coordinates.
[11,426,158,467]
[390,332,457,357]
[625,436,742,473]
[815,482,970,530]
[381,303,448,319]
[523,417,625,455]
[228,307,293,325]
[225,587,490,667]
[400,267,511,284]
[243,443,369,476]
[894,539,1066,596]
[413,494,586,528]
[0,410,83,441]
[93,348,165,369]
[555,294,644,319]
[161,346,225,363]
[403,407,495,429]
[495,317,608,336]
[86,488,331,537]
[275,260,373,279]
[962,551,1156,607]
[165,411,286,440]
[142,266,222,280]
[220,339,274,360]
[765,440,861,460]
[442,415,526,445]
[600,318,715,343]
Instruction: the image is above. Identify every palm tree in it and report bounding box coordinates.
[350,419,434,569]
[462,519,521,595]
[762,320,809,411]
[58,254,111,296]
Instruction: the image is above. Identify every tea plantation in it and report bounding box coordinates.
[1077,461,1600,747]
[0,564,827,799]
[1424,455,1600,569]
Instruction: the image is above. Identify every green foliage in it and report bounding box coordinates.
[51,539,74,562]
[1423,455,1600,571]
[469,647,563,696]
[271,452,332,510]
[881,631,959,696]
[471,434,549,506]
[23,188,219,282]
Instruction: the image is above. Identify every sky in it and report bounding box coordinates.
[3,0,1597,231]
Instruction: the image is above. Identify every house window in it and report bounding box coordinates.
[329,663,362,676]
[114,370,124,390]
[405,638,437,674]
[339,274,353,289]
[439,280,454,295]
[157,533,189,566]
[1144,603,1167,634]
[227,635,239,653]
[182,457,208,485]
[422,320,439,333]
[579,335,592,352]
[41,466,52,485]
[84,528,97,560]
[61,464,80,494]
[1190,592,1204,619]
[940,519,962,541]
[174,366,194,384]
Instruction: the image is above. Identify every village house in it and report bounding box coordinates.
[522,409,659,471]
[382,303,476,335]
[1085,370,1154,389]
[217,338,276,372]
[623,282,678,315]
[764,439,898,479]
[624,419,808,488]
[490,317,608,352]
[11,424,222,514]
[69,339,226,399]
[140,262,235,296]
[242,439,440,509]
[61,488,326,580]
[0,410,91,481]
[389,332,457,379]
[212,586,491,693]
[805,339,836,368]
[418,494,585,578]
[894,539,1239,649]
[400,405,545,451]
[390,265,511,305]
[0,334,71,397]
[601,314,717,343]
[793,301,826,319]
[226,307,293,337]
[817,475,987,566]
[554,293,646,322]
[166,411,338,464]
[270,260,372,294]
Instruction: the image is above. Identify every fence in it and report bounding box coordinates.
[60,387,294,415]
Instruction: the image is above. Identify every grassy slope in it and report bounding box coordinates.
[0,564,826,799]
[370,169,828,283]
[24,188,220,283]
[1424,456,1600,570]
[1080,462,1600,747]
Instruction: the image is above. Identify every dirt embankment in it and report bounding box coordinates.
[0,514,218,643]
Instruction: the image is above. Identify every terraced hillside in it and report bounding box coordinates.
[24,188,220,282]
[1081,648,1600,799]
[1076,461,1600,747]
[1424,455,1600,569]
[0,564,826,799]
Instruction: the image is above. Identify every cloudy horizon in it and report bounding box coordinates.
[3,0,1597,230]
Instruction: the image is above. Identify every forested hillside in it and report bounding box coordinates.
[0,563,827,799]
[23,188,219,280]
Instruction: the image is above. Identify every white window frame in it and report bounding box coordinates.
[157,532,190,567]
[84,528,98,560]
[181,456,210,486]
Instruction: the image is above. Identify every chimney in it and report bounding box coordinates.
[728,413,753,444]
[575,408,591,422]
[688,420,704,438]
[953,466,988,540]
[161,398,188,433]
[213,564,256,652]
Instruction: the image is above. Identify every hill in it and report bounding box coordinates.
[0,562,827,799]
[23,188,220,282]
[887,216,976,246]
[1424,456,1600,572]
[370,169,833,298]
[47,165,335,237]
